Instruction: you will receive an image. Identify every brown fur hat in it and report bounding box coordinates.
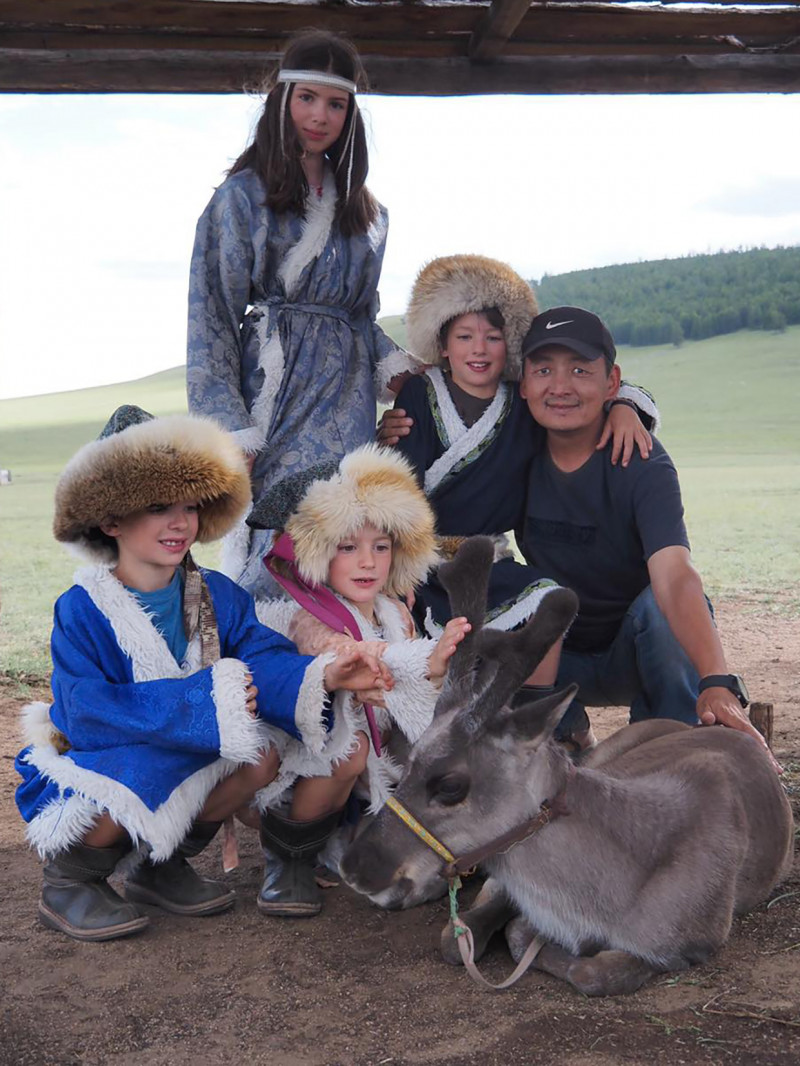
[405,254,538,380]
[282,445,438,597]
[53,407,251,563]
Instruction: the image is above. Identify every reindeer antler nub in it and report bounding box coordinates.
[474,588,579,720]
[434,536,494,707]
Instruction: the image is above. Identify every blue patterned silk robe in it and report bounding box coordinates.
[187,168,414,596]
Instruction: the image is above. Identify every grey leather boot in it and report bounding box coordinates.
[39,841,149,942]
[258,808,341,918]
[125,821,235,916]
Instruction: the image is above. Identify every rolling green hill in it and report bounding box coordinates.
[533,246,800,347]
[2,326,799,678]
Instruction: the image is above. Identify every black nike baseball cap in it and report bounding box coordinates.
[522,306,617,367]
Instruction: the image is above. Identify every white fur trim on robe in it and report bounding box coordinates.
[243,170,339,451]
[254,594,439,812]
[374,346,422,405]
[21,565,283,860]
[380,638,439,744]
[424,370,511,495]
[617,382,661,434]
[233,426,265,455]
[24,738,258,862]
[255,596,299,640]
[212,658,268,763]
[220,512,255,582]
[485,581,563,633]
[293,651,337,756]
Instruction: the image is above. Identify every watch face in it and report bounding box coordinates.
[700,674,749,706]
[733,674,750,703]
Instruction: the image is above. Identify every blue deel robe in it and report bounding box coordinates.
[16,566,334,860]
[187,167,416,597]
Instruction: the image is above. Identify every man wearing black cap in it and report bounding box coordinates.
[518,306,762,748]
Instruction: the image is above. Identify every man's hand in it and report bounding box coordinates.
[648,547,783,775]
[697,687,783,773]
[377,408,414,447]
[324,642,394,694]
[387,371,414,396]
[597,402,652,467]
[427,617,471,681]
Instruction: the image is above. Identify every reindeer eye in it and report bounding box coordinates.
[428,773,469,807]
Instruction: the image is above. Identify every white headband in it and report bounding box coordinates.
[278,69,357,95]
[278,68,360,201]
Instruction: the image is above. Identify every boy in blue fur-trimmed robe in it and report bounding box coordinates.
[15,406,390,942]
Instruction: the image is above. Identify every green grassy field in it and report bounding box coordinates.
[2,326,799,679]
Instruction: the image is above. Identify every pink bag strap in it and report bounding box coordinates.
[265,533,383,756]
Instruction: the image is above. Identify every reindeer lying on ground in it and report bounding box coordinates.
[341,537,794,996]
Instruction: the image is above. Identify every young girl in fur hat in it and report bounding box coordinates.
[15,407,391,943]
[188,30,418,599]
[382,255,658,746]
[246,445,470,916]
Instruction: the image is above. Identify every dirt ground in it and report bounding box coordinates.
[1,597,798,1066]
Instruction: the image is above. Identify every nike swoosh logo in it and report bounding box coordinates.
[545,320,573,329]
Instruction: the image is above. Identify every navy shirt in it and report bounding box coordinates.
[520,439,690,652]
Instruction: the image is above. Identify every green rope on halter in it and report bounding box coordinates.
[448,875,465,936]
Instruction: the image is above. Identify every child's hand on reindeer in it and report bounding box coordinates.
[325,642,394,694]
[427,617,471,681]
[352,686,388,709]
[244,672,259,717]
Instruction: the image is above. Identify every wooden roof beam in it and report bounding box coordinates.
[4,50,800,94]
[470,0,532,61]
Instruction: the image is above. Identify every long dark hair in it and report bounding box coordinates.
[229,30,378,237]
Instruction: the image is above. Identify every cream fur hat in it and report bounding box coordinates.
[405,254,538,381]
[54,406,251,563]
[248,445,439,597]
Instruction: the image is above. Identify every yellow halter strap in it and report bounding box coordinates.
[385,796,456,865]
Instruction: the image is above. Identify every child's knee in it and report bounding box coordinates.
[240,747,280,793]
[255,746,280,788]
[334,731,369,781]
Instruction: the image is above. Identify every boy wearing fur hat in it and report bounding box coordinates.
[381,257,655,743]
[247,445,469,915]
[15,407,390,942]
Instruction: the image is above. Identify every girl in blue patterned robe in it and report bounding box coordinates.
[188,31,417,597]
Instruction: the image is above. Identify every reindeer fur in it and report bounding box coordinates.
[342,537,794,997]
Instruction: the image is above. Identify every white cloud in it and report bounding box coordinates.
[2,92,799,398]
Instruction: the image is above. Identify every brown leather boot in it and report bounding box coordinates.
[125,821,235,916]
[257,808,341,918]
[39,841,149,942]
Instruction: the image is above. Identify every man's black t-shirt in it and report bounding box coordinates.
[520,439,690,652]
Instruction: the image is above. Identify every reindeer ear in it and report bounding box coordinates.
[489,684,579,744]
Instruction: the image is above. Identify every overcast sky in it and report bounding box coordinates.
[1,91,799,399]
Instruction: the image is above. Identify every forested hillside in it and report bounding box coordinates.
[532,246,800,347]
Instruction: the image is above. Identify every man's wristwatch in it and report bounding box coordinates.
[697,674,750,708]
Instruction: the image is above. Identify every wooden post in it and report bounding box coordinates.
[749,702,774,748]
